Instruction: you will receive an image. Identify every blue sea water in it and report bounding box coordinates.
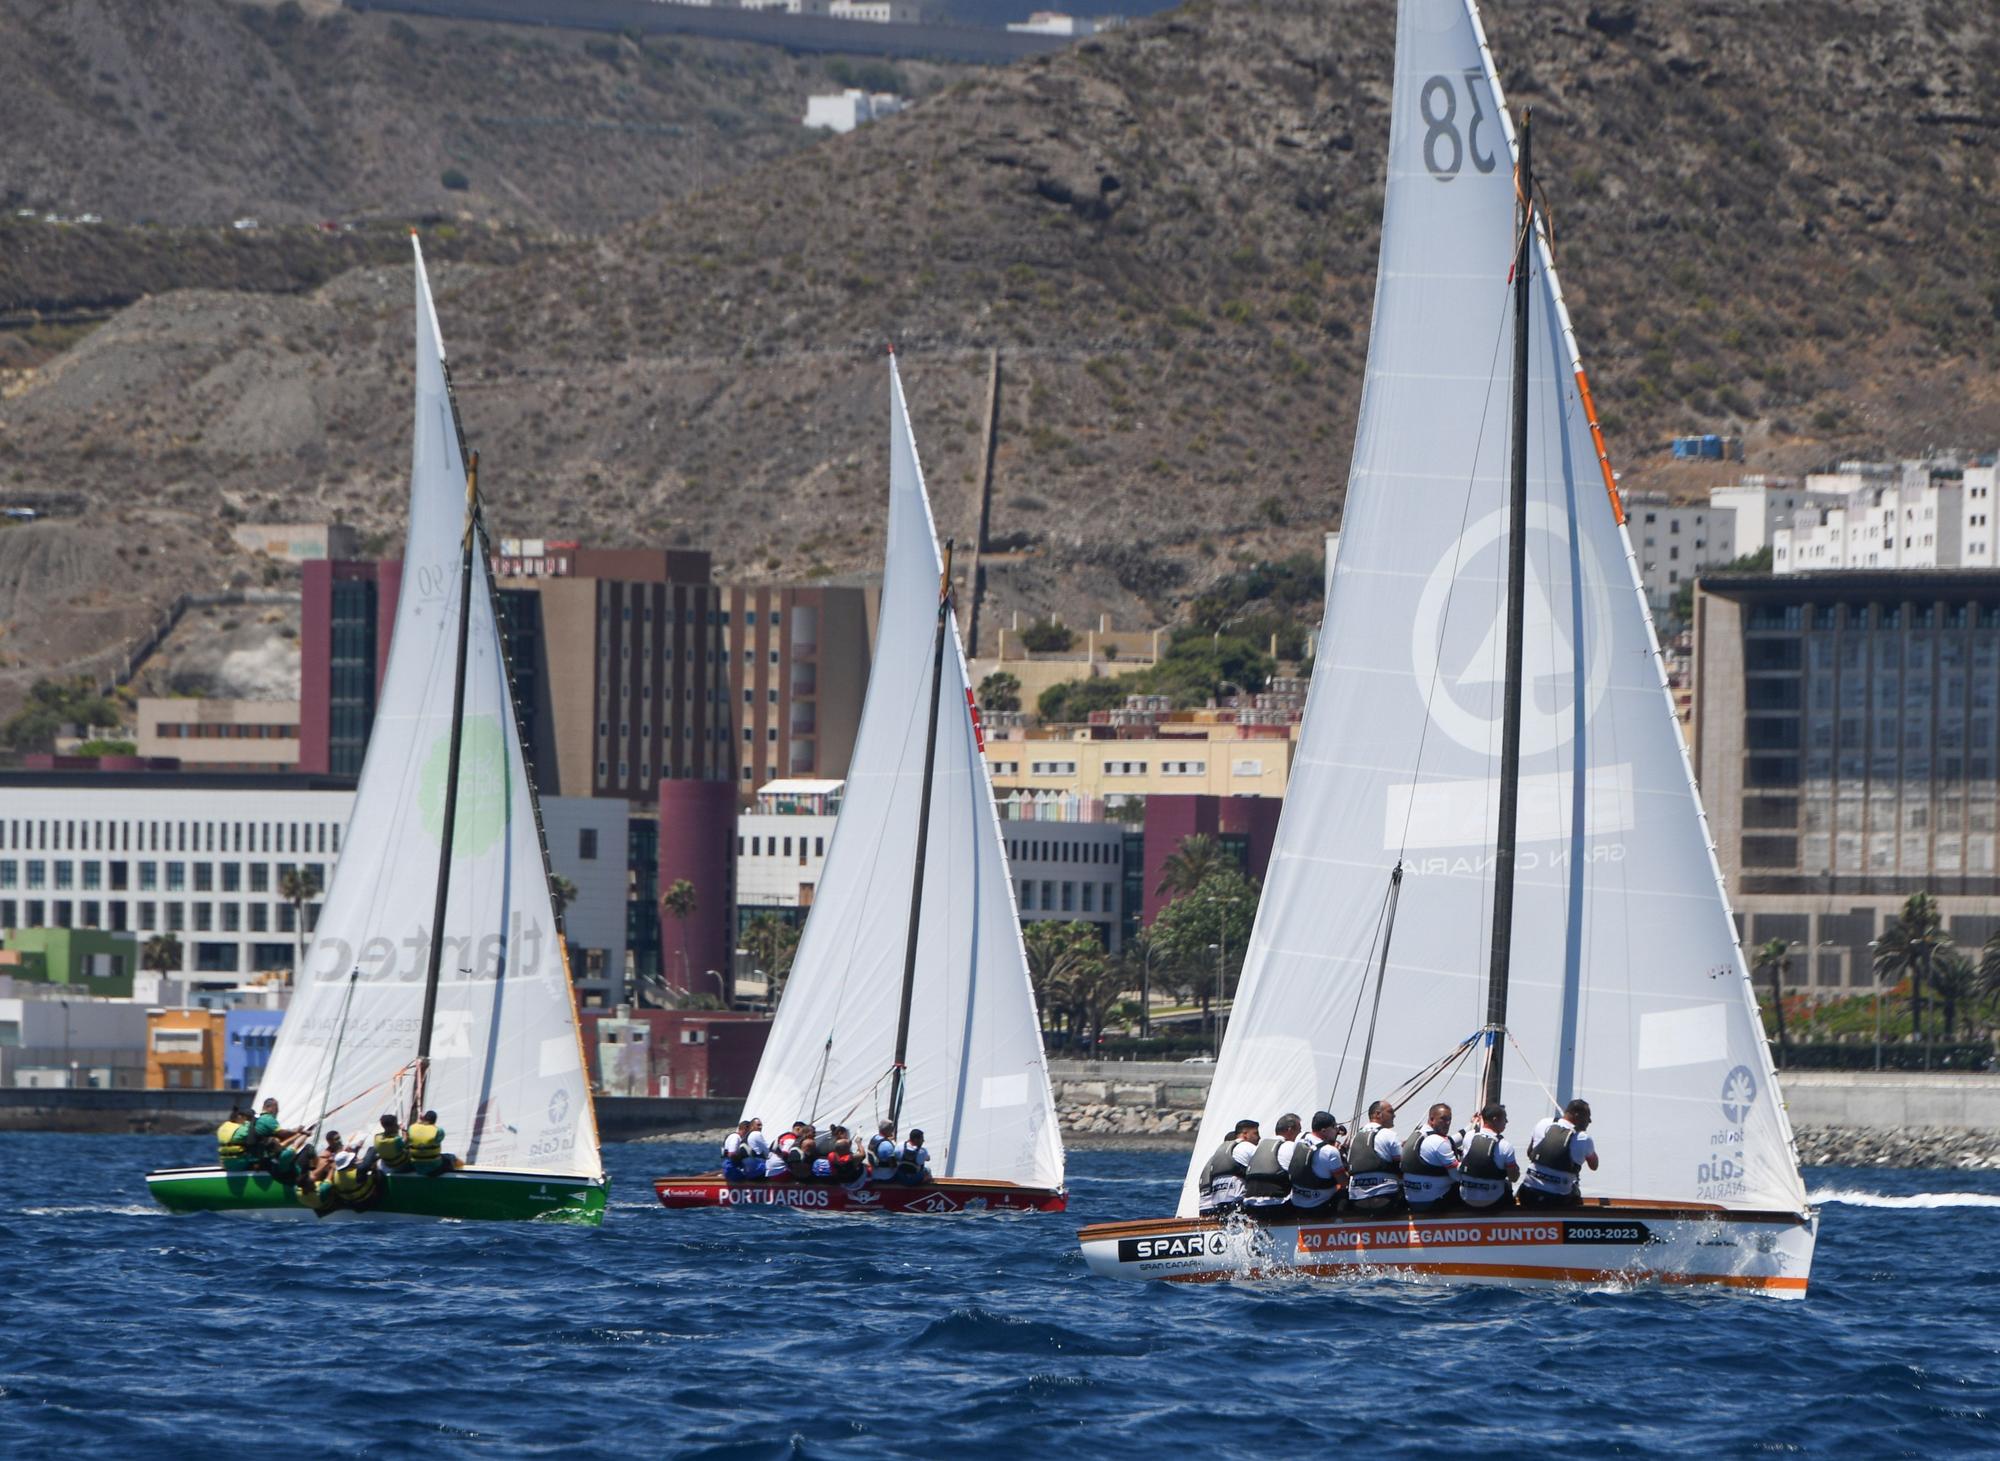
[2,1134,1996,1458]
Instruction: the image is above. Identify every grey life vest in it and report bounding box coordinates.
[1530,1121,1581,1174]
[1461,1131,1507,1182]
[1199,1137,1247,1197]
[1348,1125,1395,1179]
[1400,1125,1455,1180]
[1288,1134,1340,1194]
[1241,1137,1292,1199]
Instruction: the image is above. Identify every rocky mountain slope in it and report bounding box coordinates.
[1,0,1996,713]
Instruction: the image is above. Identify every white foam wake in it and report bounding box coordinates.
[1809,1188,2000,1209]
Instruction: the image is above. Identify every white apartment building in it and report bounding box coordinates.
[0,774,627,1002]
[828,0,924,21]
[1710,477,1848,557]
[1962,463,1998,567]
[1774,461,1965,573]
[1627,492,1738,611]
[1006,11,1121,35]
[735,780,841,915]
[803,89,905,133]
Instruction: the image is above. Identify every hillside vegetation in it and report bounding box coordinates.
[0,0,1995,713]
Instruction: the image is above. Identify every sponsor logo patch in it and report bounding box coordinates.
[1118,1231,1230,1263]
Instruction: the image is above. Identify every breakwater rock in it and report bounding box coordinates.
[1793,1126,2000,1171]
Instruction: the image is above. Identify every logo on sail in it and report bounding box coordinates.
[1720,1064,1758,1125]
[1409,503,1611,758]
[418,714,510,855]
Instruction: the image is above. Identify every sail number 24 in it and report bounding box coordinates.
[1420,70,1498,181]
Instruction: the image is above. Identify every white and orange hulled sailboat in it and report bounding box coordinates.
[654,357,1066,1215]
[1078,0,1814,1295]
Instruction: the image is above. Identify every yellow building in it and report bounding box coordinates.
[982,724,1296,800]
[146,1008,227,1090]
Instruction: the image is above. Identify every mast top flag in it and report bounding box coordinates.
[1177,0,1805,1221]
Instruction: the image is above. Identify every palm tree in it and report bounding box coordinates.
[740,912,800,1007]
[1979,931,2000,1027]
[1023,920,1102,1045]
[1154,833,1228,900]
[1930,951,1976,1043]
[1754,938,1791,1065]
[142,932,183,977]
[660,878,698,993]
[1873,892,1951,1050]
[278,866,322,987]
[550,875,578,922]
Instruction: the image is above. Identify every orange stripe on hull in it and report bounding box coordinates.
[1160,1259,1807,1292]
[1573,367,1624,525]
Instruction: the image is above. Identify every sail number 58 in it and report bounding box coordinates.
[1420,70,1497,181]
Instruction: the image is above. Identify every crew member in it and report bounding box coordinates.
[244,1097,299,1172]
[1520,1099,1598,1208]
[372,1114,412,1174]
[721,1120,755,1180]
[742,1117,770,1179]
[318,1139,383,1216]
[1240,1113,1302,1216]
[1287,1111,1347,1215]
[216,1104,253,1170]
[870,1122,900,1179]
[1457,1103,1520,1210]
[1345,1101,1403,1214]
[406,1109,459,1176]
[826,1137,865,1185]
[780,1124,811,1178]
[895,1130,932,1184]
[1400,1102,1460,1213]
[300,1130,346,1210]
[1196,1118,1260,1216]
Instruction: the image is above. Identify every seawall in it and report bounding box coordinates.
[1044,1062,2000,1168]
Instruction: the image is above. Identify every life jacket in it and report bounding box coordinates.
[1198,1136,1248,1198]
[1530,1121,1581,1174]
[374,1132,409,1168]
[407,1122,444,1163]
[1461,1131,1507,1182]
[872,1137,899,1168]
[1347,1125,1397,1181]
[1288,1133,1341,1194]
[828,1152,864,1183]
[896,1145,928,1181]
[1400,1125,1455,1180]
[721,1133,746,1164]
[216,1120,249,1164]
[1241,1137,1292,1199]
[329,1151,375,1199]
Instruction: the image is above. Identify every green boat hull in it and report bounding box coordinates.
[145,1165,607,1225]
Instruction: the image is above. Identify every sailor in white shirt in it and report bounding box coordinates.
[741,1118,770,1181]
[1345,1101,1404,1213]
[1285,1111,1347,1214]
[1456,1103,1521,1209]
[1399,1102,1461,1212]
[1519,1099,1600,1208]
[1196,1118,1260,1215]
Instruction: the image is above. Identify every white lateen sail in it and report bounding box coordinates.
[741,356,1063,1191]
[1179,0,1804,1219]
[255,242,600,1181]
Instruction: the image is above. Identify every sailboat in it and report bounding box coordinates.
[1078,0,1815,1294]
[146,240,608,1223]
[653,355,1065,1214]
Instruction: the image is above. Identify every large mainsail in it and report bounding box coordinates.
[741,357,1063,1191]
[1180,0,1803,1217]
[256,244,599,1180]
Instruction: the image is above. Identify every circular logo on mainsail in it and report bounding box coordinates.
[1409,503,1613,757]
[1720,1064,1758,1125]
[548,1088,570,1125]
[417,714,510,856]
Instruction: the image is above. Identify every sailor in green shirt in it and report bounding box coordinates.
[244,1097,304,1182]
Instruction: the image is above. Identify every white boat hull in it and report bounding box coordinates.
[1079,1201,1817,1298]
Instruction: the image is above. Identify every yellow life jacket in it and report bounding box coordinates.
[407,1122,444,1163]
[216,1120,249,1164]
[329,1154,373,1198]
[374,1131,410,1168]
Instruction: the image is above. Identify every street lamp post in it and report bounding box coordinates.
[1139,938,1156,1042]
[1205,895,1240,1059]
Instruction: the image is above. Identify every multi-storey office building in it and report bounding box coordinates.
[720,585,872,790]
[1694,571,2000,992]
[0,773,630,1005]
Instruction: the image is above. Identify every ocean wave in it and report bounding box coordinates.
[1809,1187,2000,1208]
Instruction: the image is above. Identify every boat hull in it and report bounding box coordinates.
[1078,1199,1816,1298]
[145,1165,608,1225]
[653,1173,1066,1214]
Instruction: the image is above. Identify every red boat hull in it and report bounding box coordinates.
[652,1173,1066,1214]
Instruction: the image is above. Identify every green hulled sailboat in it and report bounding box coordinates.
[146,240,607,1224]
